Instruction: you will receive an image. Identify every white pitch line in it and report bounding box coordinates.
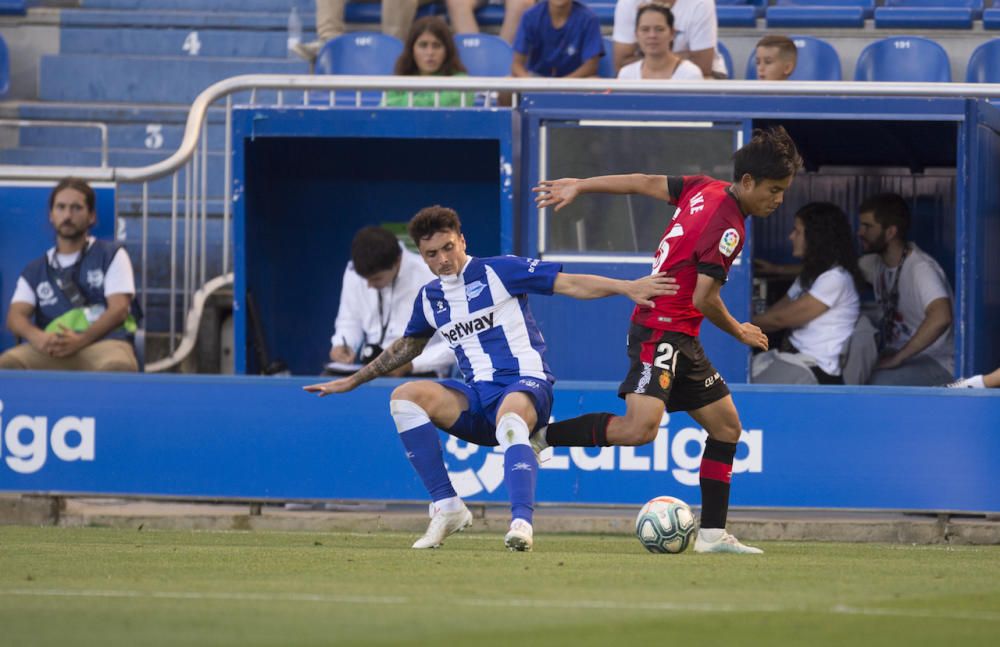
[1,589,998,622]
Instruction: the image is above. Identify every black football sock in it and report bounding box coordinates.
[544,413,613,447]
[698,438,737,529]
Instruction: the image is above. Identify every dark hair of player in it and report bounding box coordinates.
[795,202,864,291]
[408,205,463,245]
[351,226,403,278]
[49,177,96,214]
[394,16,468,77]
[859,192,911,242]
[732,126,802,182]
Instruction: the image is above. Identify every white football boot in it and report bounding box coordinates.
[529,427,549,463]
[693,529,763,554]
[504,518,534,552]
[411,502,473,549]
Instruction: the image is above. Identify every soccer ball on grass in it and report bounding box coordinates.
[635,496,696,554]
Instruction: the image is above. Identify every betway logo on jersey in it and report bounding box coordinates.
[440,312,495,343]
[0,400,95,474]
[442,413,762,496]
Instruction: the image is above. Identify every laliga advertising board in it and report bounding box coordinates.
[0,373,997,512]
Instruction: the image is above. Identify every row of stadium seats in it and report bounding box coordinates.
[319,31,1000,83]
[716,0,1000,28]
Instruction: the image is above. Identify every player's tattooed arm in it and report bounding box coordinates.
[303,336,429,397]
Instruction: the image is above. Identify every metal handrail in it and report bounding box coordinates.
[0,119,110,167]
[3,75,1000,183]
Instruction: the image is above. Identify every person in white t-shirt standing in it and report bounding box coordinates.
[857,193,954,385]
[617,3,704,81]
[327,226,454,377]
[751,202,861,384]
[0,178,139,372]
[612,0,722,77]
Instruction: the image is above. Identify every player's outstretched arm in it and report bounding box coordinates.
[553,272,678,307]
[534,174,670,212]
[303,336,429,397]
[692,273,768,351]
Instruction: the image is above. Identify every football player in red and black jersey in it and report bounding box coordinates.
[532,127,802,554]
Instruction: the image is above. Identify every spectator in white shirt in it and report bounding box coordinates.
[612,0,722,77]
[751,202,862,384]
[328,226,454,377]
[617,3,704,81]
[857,193,954,385]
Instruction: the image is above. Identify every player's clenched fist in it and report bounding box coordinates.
[737,322,768,351]
[533,178,580,211]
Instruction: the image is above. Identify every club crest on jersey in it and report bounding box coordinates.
[465,280,487,300]
[719,228,740,257]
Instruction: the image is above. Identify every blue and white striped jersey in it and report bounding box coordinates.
[404,256,562,384]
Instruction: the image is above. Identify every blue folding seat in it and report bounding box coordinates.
[745,35,842,80]
[767,0,873,28]
[0,0,25,16]
[455,33,513,77]
[853,36,951,82]
[0,34,9,97]
[716,0,760,27]
[345,2,440,25]
[874,0,981,29]
[984,7,1000,28]
[718,40,734,79]
[316,32,403,106]
[966,38,1000,83]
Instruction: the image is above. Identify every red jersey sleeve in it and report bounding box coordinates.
[694,218,744,284]
[670,175,712,206]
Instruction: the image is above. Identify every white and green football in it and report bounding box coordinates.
[635,495,697,554]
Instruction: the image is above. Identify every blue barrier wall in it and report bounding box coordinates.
[0,372,996,512]
[0,182,116,351]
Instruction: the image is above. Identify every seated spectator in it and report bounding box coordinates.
[0,178,139,372]
[612,0,722,78]
[754,35,797,81]
[292,0,431,62]
[946,367,1000,389]
[857,193,954,386]
[617,3,702,80]
[446,0,536,44]
[385,17,475,107]
[327,226,454,377]
[751,202,861,385]
[511,0,603,78]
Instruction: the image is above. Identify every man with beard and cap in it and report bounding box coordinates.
[857,193,954,385]
[0,178,139,371]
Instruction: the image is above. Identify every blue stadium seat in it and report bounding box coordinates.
[984,8,1000,28]
[853,36,951,82]
[874,3,976,29]
[316,32,403,76]
[767,0,872,28]
[475,5,505,26]
[718,41,733,79]
[966,39,1000,83]
[599,37,615,79]
[716,5,759,27]
[745,35,842,81]
[455,33,513,77]
[0,0,25,16]
[0,34,8,98]
[345,2,441,24]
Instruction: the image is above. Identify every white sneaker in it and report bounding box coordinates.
[944,376,981,388]
[693,530,763,554]
[290,40,322,63]
[529,427,549,463]
[411,502,473,549]
[504,519,533,552]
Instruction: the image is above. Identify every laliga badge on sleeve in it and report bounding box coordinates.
[719,228,740,257]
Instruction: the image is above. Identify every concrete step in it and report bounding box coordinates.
[0,146,226,184]
[80,0,316,12]
[39,54,308,104]
[18,119,226,150]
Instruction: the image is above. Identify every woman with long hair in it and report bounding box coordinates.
[617,3,703,81]
[386,16,473,107]
[751,202,862,384]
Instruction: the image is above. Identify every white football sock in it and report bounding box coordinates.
[434,496,463,513]
[699,528,724,542]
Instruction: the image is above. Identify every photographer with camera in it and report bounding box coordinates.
[326,226,454,377]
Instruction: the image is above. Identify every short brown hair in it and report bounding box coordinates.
[408,205,462,245]
[49,177,96,213]
[351,226,402,277]
[756,35,797,62]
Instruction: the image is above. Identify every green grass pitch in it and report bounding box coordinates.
[1,526,998,646]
